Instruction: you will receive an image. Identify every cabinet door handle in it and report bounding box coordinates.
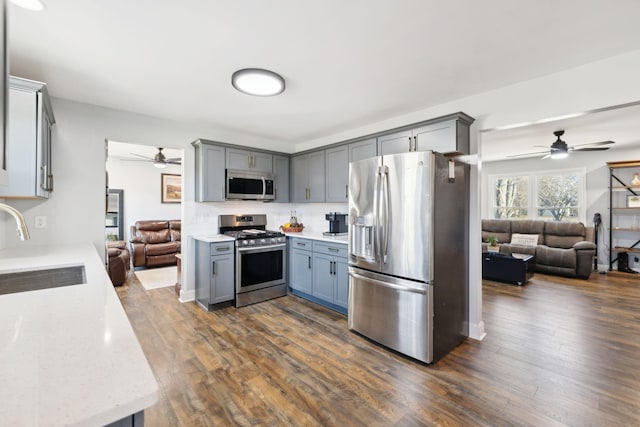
[308,256,312,269]
[40,165,47,190]
[328,247,339,252]
[345,184,348,199]
[212,260,216,276]
[216,246,230,251]
[413,136,417,152]
[296,242,307,247]
[408,137,412,152]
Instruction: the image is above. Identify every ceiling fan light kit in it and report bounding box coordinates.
[232,68,285,97]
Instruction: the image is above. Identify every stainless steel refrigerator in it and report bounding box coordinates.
[348,151,469,363]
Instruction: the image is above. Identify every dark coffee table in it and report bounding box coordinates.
[482,252,535,285]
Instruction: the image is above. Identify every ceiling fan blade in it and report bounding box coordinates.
[570,147,611,152]
[167,161,182,165]
[120,158,152,162]
[165,157,182,162]
[506,150,550,158]
[128,153,155,160]
[570,140,615,148]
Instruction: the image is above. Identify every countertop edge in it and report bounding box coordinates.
[283,231,348,244]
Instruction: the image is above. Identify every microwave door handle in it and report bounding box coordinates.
[261,176,266,199]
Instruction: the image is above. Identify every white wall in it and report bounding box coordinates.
[106,155,182,240]
[481,146,640,272]
[3,49,640,341]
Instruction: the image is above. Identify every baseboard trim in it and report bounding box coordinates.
[468,321,486,341]
[179,289,195,303]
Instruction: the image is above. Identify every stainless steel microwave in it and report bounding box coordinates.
[226,169,276,200]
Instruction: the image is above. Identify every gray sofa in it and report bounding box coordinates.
[482,219,596,279]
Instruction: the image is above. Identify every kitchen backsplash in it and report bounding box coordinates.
[189,200,348,235]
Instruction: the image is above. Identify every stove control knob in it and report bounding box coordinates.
[260,239,266,244]
[243,240,249,246]
[248,240,255,245]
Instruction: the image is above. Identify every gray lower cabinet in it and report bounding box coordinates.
[348,138,377,162]
[325,145,348,202]
[273,154,290,202]
[288,238,348,314]
[291,151,325,202]
[195,240,235,309]
[192,140,226,202]
[290,242,312,294]
[0,76,55,199]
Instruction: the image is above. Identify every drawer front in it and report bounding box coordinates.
[313,241,348,258]
[210,242,234,255]
[289,238,313,250]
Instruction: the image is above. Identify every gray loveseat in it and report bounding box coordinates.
[482,219,596,279]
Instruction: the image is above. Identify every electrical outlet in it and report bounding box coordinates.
[35,216,47,229]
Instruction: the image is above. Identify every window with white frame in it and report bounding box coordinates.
[489,168,586,223]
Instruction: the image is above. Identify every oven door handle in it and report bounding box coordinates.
[236,243,287,252]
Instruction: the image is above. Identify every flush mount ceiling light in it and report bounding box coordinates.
[231,68,285,97]
[10,0,46,11]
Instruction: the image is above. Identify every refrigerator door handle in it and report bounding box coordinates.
[373,167,382,261]
[349,271,427,295]
[382,166,390,263]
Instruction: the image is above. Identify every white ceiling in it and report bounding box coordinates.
[9,1,640,148]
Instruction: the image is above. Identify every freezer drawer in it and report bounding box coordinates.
[348,267,433,363]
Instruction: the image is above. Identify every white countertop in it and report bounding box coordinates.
[0,242,158,426]
[283,231,348,244]
[190,234,235,243]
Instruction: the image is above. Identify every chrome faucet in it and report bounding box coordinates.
[0,203,31,240]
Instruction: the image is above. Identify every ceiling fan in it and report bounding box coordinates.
[507,130,615,160]
[121,147,181,169]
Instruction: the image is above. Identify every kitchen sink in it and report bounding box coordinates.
[0,265,86,296]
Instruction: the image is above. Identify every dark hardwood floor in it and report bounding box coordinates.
[116,271,640,426]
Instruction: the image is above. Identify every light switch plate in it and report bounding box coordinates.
[35,216,47,229]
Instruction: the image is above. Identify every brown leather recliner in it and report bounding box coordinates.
[107,240,131,286]
[130,220,181,268]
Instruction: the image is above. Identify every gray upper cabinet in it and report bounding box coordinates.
[226,148,272,173]
[273,155,289,203]
[325,145,348,202]
[377,113,473,156]
[0,77,55,199]
[414,120,458,154]
[378,129,413,156]
[291,151,325,203]
[348,138,377,162]
[193,140,225,202]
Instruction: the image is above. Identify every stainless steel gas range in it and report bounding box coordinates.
[219,214,287,307]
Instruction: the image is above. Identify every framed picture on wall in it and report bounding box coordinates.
[161,173,182,203]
